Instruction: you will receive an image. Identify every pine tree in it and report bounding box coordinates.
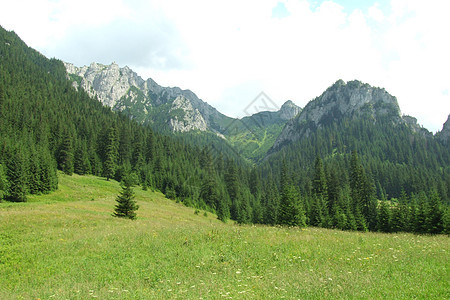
[59,133,74,175]
[443,206,450,234]
[378,201,392,232]
[0,164,8,201]
[5,146,27,202]
[104,126,119,181]
[426,190,444,234]
[263,177,279,225]
[327,166,340,214]
[354,207,368,231]
[216,190,230,222]
[312,156,328,200]
[278,184,306,227]
[74,140,91,175]
[391,191,409,232]
[414,193,428,233]
[113,176,139,220]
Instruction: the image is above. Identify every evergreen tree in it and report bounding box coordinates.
[426,190,444,234]
[414,193,429,233]
[327,166,340,214]
[0,164,8,201]
[28,150,42,194]
[354,207,368,232]
[378,200,392,232]
[263,177,279,225]
[312,156,328,200]
[39,149,58,193]
[216,191,230,222]
[59,133,74,175]
[74,140,91,175]
[278,184,306,227]
[113,176,139,220]
[391,191,409,232]
[5,146,27,202]
[443,206,450,234]
[104,126,119,181]
[225,159,241,220]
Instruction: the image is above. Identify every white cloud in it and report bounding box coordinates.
[0,0,449,132]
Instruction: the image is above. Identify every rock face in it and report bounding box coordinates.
[64,62,227,132]
[279,100,302,120]
[169,96,207,132]
[437,115,450,144]
[64,62,303,137]
[272,80,403,150]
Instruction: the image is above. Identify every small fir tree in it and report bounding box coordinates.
[113,176,139,220]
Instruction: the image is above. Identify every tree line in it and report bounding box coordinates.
[0,26,448,234]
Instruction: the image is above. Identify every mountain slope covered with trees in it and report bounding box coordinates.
[0,26,448,234]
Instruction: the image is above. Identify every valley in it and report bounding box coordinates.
[1,173,448,299]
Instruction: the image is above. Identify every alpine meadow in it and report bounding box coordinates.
[0,13,449,300]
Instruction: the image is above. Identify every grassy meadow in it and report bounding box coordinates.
[0,173,449,299]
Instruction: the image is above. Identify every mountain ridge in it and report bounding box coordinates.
[64,61,302,162]
[270,79,436,153]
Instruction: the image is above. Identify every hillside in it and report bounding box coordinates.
[262,80,450,201]
[1,25,449,233]
[63,62,302,162]
[0,173,448,299]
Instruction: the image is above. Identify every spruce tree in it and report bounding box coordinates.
[426,190,444,234]
[0,164,8,201]
[216,191,230,222]
[312,156,328,200]
[278,184,306,227]
[5,147,27,202]
[113,176,139,220]
[104,126,119,181]
[59,134,74,175]
[378,200,392,232]
[263,178,279,225]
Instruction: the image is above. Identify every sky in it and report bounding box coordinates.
[0,0,449,132]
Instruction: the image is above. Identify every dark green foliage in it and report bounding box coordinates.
[74,140,91,175]
[278,184,306,227]
[113,176,139,220]
[104,126,119,180]
[278,165,306,227]
[0,25,448,234]
[426,191,444,234]
[312,156,328,200]
[4,146,27,202]
[58,133,74,175]
[0,164,8,201]
[378,201,392,232]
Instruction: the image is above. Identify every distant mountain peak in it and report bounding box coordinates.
[64,61,228,132]
[437,114,450,144]
[279,100,301,120]
[271,80,404,152]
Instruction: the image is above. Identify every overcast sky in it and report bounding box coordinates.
[1,0,449,132]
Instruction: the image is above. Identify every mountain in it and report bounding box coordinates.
[64,62,302,162]
[261,79,449,201]
[0,26,239,212]
[222,100,301,161]
[2,25,448,232]
[437,115,450,144]
[271,79,429,151]
[64,62,230,133]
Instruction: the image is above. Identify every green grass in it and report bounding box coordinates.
[1,173,449,299]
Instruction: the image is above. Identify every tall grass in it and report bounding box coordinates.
[1,173,448,299]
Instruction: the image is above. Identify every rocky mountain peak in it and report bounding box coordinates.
[64,61,229,133]
[279,100,301,120]
[271,80,403,151]
[169,96,207,132]
[437,115,450,144]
